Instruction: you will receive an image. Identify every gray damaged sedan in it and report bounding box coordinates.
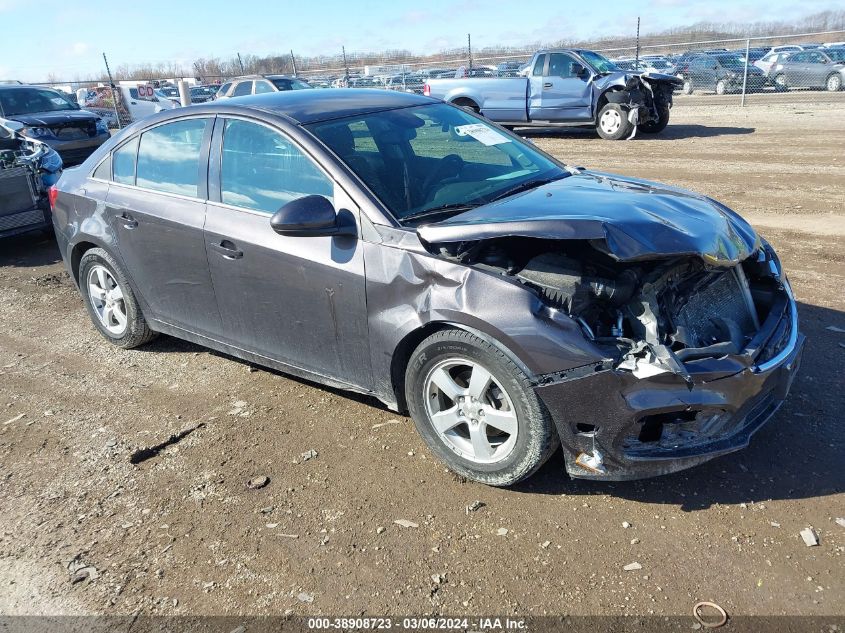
[51,90,804,485]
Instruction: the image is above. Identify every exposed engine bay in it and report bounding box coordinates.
[0,118,62,234]
[435,237,783,383]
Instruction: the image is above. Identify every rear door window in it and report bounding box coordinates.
[135,119,209,197]
[254,80,274,94]
[112,137,139,185]
[232,81,253,97]
[220,119,332,213]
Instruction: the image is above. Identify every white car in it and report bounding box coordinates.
[754,51,792,76]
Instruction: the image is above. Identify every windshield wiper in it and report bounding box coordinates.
[401,203,480,224]
[487,174,568,203]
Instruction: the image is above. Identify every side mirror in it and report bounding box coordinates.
[270,195,356,237]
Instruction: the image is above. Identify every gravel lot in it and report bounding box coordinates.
[1,101,843,619]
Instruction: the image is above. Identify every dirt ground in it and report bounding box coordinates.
[0,101,843,619]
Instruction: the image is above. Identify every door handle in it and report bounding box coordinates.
[543,82,553,89]
[119,212,138,229]
[210,240,243,260]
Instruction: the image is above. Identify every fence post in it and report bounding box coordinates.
[741,38,750,106]
[102,52,122,130]
[468,33,473,71]
[290,50,297,77]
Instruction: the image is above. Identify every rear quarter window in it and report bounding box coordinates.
[112,137,139,185]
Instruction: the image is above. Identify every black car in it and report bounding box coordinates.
[0,85,110,165]
[677,53,767,94]
[51,90,802,485]
[190,85,219,103]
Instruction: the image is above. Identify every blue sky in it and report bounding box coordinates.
[1,0,841,81]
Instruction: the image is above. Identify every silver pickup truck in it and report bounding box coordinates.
[424,49,682,140]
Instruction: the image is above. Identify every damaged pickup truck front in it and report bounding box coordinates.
[424,48,681,140]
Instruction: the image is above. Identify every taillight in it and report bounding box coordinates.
[423,83,431,97]
[48,185,58,211]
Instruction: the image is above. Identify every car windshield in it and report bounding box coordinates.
[0,87,76,116]
[307,103,566,224]
[580,51,619,73]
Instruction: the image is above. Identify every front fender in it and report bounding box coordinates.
[363,234,609,406]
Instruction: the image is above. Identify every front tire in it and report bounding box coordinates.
[715,80,727,95]
[681,79,693,95]
[78,248,157,349]
[639,107,670,134]
[596,103,634,140]
[405,329,559,487]
[826,74,843,92]
[773,74,788,91]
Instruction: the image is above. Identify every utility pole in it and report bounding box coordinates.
[237,52,245,74]
[635,17,641,65]
[468,33,473,71]
[102,52,122,130]
[342,46,350,85]
[290,50,297,77]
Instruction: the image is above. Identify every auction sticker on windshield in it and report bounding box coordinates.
[454,123,511,146]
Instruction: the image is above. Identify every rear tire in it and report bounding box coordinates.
[681,79,693,95]
[639,107,670,134]
[826,74,843,92]
[596,103,634,140]
[451,98,480,115]
[405,329,559,487]
[78,248,157,349]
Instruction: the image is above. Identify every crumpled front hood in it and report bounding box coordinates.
[416,171,760,266]
[9,109,100,126]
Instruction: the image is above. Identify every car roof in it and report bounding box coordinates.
[167,89,437,125]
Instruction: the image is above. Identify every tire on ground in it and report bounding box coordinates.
[404,329,559,487]
[78,247,157,349]
[715,80,727,95]
[596,103,634,141]
[639,107,671,134]
[826,73,842,92]
[681,79,693,95]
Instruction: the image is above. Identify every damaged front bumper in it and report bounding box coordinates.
[534,283,804,481]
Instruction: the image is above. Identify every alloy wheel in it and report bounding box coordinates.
[87,264,128,336]
[423,358,519,464]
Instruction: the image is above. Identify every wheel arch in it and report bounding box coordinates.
[70,238,109,284]
[448,96,481,112]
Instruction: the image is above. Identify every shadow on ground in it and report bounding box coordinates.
[0,231,60,268]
